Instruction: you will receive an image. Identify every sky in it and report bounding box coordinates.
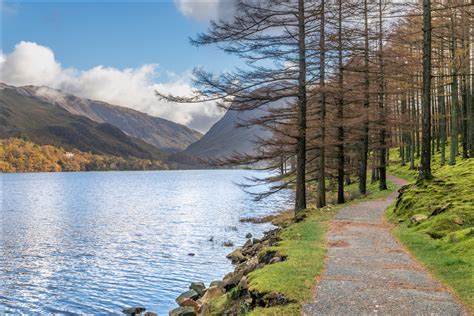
[0,0,238,132]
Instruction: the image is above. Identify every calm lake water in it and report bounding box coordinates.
[0,170,292,314]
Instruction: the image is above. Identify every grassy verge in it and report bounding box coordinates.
[208,179,396,315]
[386,150,474,309]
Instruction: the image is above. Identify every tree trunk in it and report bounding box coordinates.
[359,0,370,194]
[295,0,307,211]
[419,0,432,180]
[317,0,326,208]
[378,0,387,190]
[336,0,345,204]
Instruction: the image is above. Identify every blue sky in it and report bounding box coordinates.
[2,1,236,73]
[0,0,239,132]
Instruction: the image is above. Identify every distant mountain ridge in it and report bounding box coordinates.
[0,83,165,160]
[171,101,275,166]
[15,85,202,153]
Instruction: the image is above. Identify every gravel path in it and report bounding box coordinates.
[302,176,469,316]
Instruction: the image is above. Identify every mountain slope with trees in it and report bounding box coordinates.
[0,84,166,161]
[13,84,202,153]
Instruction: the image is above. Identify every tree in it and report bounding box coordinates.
[419,0,432,180]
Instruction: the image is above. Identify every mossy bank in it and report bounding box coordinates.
[387,152,474,310]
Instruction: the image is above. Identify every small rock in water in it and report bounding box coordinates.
[245,233,252,239]
[208,236,214,242]
[122,307,146,315]
[188,253,195,256]
[225,226,238,232]
[144,312,157,316]
[222,241,234,247]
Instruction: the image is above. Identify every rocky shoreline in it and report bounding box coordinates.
[120,211,294,316]
[169,220,293,316]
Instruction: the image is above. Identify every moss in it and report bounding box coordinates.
[387,151,474,309]
[247,304,300,316]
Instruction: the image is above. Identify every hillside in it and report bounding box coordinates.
[172,101,276,166]
[0,84,165,160]
[13,84,202,153]
[387,151,474,308]
[0,138,167,172]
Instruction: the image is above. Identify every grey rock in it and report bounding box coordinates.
[176,289,199,306]
[410,214,428,224]
[245,233,253,239]
[122,307,146,315]
[169,306,196,316]
[189,282,206,296]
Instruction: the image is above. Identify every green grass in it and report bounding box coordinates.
[386,150,474,309]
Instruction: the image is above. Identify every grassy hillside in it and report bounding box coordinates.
[387,149,474,309]
[0,86,165,160]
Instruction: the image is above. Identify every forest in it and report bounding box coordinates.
[0,138,167,172]
[157,0,473,212]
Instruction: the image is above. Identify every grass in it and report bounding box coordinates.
[386,149,474,309]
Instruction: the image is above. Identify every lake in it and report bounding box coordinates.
[0,170,292,314]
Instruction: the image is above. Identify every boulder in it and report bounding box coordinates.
[453,217,464,225]
[245,233,253,239]
[189,282,206,296]
[209,280,225,289]
[223,271,244,289]
[200,286,225,303]
[410,214,428,224]
[235,257,259,276]
[226,248,246,263]
[243,239,253,249]
[144,313,157,316]
[238,276,249,290]
[169,306,196,316]
[430,203,453,217]
[122,307,146,315]
[176,289,199,306]
[198,303,211,316]
[269,256,282,264]
[180,298,201,312]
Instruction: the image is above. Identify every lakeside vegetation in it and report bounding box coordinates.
[387,150,474,309]
[0,138,167,172]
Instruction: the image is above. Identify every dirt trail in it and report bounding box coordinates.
[302,175,469,316]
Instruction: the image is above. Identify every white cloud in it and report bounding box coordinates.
[175,0,236,22]
[0,41,224,132]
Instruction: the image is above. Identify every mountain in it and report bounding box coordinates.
[15,85,202,153]
[171,102,273,166]
[0,83,165,160]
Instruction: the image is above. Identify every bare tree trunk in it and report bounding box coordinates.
[295,0,307,211]
[317,0,327,208]
[336,0,345,204]
[359,0,370,194]
[419,0,432,180]
[449,19,459,166]
[378,0,387,190]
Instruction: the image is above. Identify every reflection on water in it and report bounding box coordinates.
[0,170,292,314]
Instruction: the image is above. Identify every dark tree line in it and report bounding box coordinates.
[157,0,473,214]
